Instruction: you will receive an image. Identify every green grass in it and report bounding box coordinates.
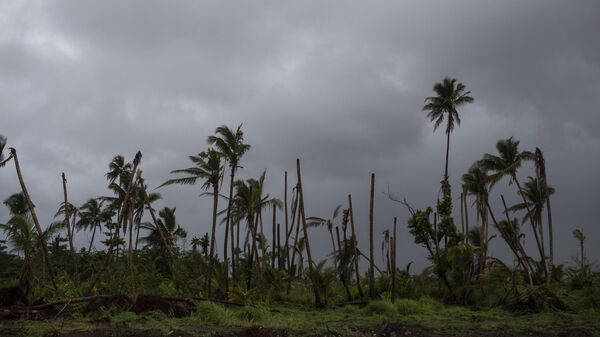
[1,299,599,337]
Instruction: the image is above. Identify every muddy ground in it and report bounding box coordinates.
[0,323,597,337]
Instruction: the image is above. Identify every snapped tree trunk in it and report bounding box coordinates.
[369,173,375,299]
[10,148,57,290]
[391,217,397,303]
[297,158,323,307]
[62,173,80,286]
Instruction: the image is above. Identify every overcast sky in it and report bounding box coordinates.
[1,1,599,271]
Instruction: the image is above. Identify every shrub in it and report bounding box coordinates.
[235,306,267,323]
[364,300,397,317]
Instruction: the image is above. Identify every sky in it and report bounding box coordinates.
[1,1,599,271]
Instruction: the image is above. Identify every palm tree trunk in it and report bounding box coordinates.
[369,173,375,299]
[10,148,57,290]
[463,186,469,245]
[391,217,397,303]
[207,182,219,297]
[444,131,450,179]
[329,227,337,270]
[235,216,240,281]
[277,223,282,270]
[284,171,290,272]
[128,205,134,269]
[88,224,97,252]
[62,173,79,286]
[272,204,276,269]
[223,170,235,294]
[348,194,364,298]
[336,226,352,301]
[498,195,534,285]
[296,158,323,307]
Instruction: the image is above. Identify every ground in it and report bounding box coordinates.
[1,300,599,337]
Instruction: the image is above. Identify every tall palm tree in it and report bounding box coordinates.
[207,124,250,293]
[160,148,223,296]
[423,78,474,179]
[77,198,114,252]
[572,229,586,269]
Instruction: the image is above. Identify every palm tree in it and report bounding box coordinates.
[140,207,187,260]
[461,162,489,270]
[160,148,223,296]
[207,124,251,293]
[423,77,474,179]
[77,198,114,252]
[307,205,342,270]
[480,137,546,275]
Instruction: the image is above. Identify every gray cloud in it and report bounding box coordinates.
[1,0,599,270]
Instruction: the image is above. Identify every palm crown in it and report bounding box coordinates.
[423,77,474,135]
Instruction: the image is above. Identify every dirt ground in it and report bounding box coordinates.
[0,323,597,337]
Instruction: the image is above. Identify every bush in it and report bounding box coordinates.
[364,300,397,317]
[195,301,231,324]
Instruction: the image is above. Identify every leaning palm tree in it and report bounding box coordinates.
[480,137,546,275]
[140,206,187,272]
[160,148,223,296]
[207,124,250,292]
[423,77,474,179]
[461,162,490,270]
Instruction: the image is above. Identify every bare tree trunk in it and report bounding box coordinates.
[207,182,219,297]
[329,227,337,271]
[348,194,364,298]
[10,149,57,290]
[88,224,97,252]
[369,173,375,299]
[272,204,276,269]
[463,185,469,244]
[128,204,134,269]
[235,216,240,281]
[296,158,323,307]
[460,191,465,242]
[336,226,352,301]
[62,173,79,286]
[223,170,236,294]
[277,223,282,270]
[391,217,397,303]
[284,171,289,271]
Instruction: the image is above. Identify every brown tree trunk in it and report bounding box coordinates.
[297,158,322,307]
[224,170,236,294]
[348,194,364,298]
[369,173,375,299]
[10,149,57,290]
[336,226,352,301]
[272,204,276,269]
[284,171,289,271]
[62,172,79,286]
[207,182,219,297]
[391,217,397,303]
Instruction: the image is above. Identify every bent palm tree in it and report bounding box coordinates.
[307,204,342,269]
[423,78,474,179]
[207,124,250,292]
[160,148,223,296]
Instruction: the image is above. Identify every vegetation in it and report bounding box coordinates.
[0,78,598,336]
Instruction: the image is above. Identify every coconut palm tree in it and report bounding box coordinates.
[207,124,250,293]
[160,148,223,296]
[140,207,187,259]
[480,137,546,274]
[572,229,586,270]
[461,162,490,270]
[423,77,474,179]
[306,205,342,269]
[77,198,114,252]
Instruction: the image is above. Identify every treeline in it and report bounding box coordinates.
[0,78,595,311]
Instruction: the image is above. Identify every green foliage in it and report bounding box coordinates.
[363,300,397,317]
[235,306,268,322]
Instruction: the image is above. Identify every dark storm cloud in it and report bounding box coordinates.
[1,1,599,269]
